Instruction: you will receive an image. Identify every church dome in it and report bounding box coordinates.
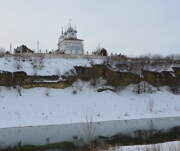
[67,27,74,33]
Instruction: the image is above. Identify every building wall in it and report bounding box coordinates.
[59,40,84,55]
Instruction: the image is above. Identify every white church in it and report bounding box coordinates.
[57,24,84,55]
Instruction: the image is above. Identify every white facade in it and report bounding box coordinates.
[57,25,84,55]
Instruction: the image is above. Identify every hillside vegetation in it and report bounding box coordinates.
[0,55,180,94]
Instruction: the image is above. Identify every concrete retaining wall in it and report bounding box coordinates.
[0,116,180,148]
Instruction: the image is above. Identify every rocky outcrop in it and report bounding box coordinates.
[75,65,180,87]
[74,65,141,87]
[0,71,27,86]
[142,70,179,86]
[0,66,180,89]
[0,71,71,89]
[172,67,180,77]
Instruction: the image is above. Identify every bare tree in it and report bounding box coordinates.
[32,56,45,71]
[148,98,154,113]
[133,82,156,94]
[83,114,96,151]
[55,68,61,77]
[0,47,5,53]
[0,47,6,57]
[45,88,51,96]
[16,85,22,96]
[14,56,22,70]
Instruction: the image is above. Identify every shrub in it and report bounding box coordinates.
[72,90,77,95]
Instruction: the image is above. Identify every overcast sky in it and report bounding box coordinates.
[0,0,180,56]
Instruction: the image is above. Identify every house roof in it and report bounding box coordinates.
[14,45,34,53]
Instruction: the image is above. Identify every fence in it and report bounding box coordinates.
[7,53,107,60]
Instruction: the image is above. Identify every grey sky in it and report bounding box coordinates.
[0,0,180,56]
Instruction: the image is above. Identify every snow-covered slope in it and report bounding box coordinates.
[106,141,180,151]
[0,56,180,129]
[0,56,102,75]
[0,82,180,129]
[1,56,180,76]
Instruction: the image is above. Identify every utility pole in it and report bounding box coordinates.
[37,40,40,53]
[10,42,12,54]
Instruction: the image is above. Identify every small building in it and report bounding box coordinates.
[14,45,34,54]
[93,48,108,56]
[99,48,108,56]
[57,24,84,55]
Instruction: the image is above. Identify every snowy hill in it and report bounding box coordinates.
[0,55,180,129]
[0,55,102,76]
[106,141,180,151]
[0,82,180,129]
